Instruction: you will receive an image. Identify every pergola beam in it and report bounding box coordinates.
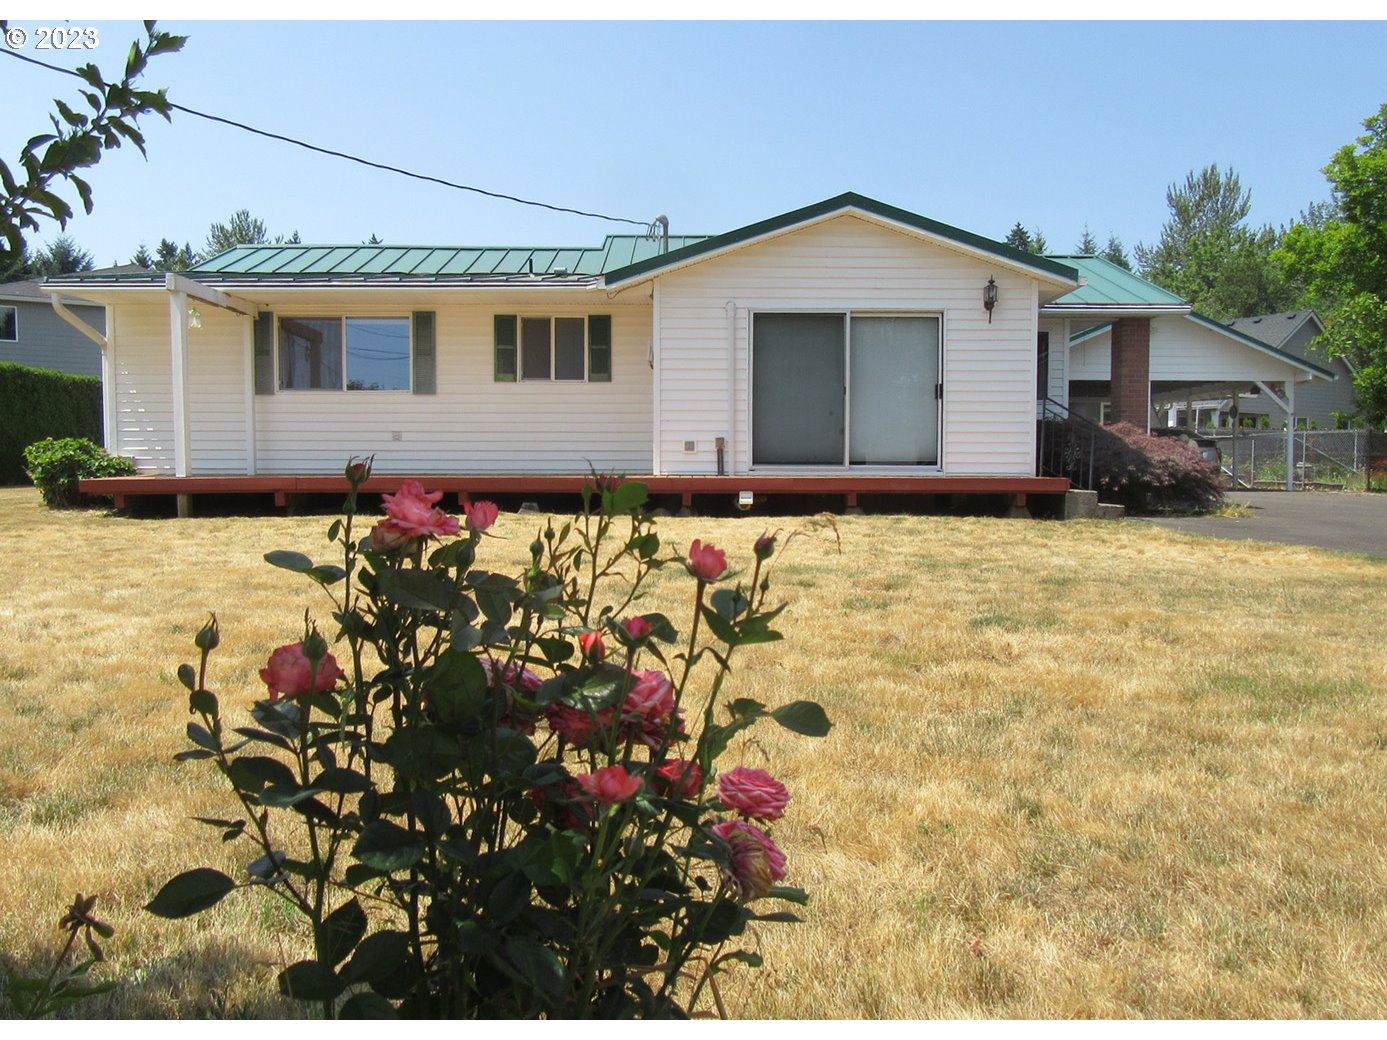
[163,272,257,317]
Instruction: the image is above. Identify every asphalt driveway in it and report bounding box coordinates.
[1142,491,1387,558]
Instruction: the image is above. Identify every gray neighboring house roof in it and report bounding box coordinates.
[1226,311,1337,365]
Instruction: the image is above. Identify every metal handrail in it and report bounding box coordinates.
[1036,397,1101,491]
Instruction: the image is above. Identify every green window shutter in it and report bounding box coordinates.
[588,315,612,382]
[413,311,436,394]
[253,312,274,394]
[494,315,517,382]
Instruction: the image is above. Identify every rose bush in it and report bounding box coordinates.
[148,461,832,1019]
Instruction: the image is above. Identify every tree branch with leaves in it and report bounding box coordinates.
[0,20,186,273]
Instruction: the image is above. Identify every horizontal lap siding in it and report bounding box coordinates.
[1150,320,1303,382]
[655,215,1038,476]
[255,303,652,475]
[188,309,249,474]
[111,302,174,473]
[1071,320,1307,383]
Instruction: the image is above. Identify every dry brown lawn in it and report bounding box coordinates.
[0,485,1384,1019]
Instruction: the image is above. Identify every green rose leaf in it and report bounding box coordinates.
[770,700,832,737]
[375,568,462,612]
[277,959,343,1002]
[177,663,197,691]
[609,480,649,514]
[264,550,314,573]
[499,936,565,1001]
[353,820,425,873]
[226,755,297,794]
[342,929,412,986]
[145,867,237,919]
[318,897,368,967]
[699,605,740,646]
[425,651,489,725]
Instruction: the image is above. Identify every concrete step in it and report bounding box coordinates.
[1096,502,1126,520]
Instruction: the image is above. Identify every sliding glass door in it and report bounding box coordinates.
[751,314,846,465]
[752,312,940,467]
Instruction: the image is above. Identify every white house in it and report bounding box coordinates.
[41,193,1335,506]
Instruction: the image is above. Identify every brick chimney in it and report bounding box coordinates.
[1109,317,1151,428]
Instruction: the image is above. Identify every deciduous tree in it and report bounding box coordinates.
[1278,103,1387,426]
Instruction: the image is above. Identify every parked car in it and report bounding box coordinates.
[1152,427,1222,467]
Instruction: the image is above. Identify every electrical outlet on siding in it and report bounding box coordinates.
[683,440,696,453]
[391,431,403,441]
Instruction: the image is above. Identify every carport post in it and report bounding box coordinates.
[1284,381,1295,492]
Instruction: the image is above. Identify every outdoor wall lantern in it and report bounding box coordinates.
[983,277,998,322]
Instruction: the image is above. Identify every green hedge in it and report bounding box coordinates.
[0,362,103,485]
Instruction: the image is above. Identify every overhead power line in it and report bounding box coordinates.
[3,47,650,227]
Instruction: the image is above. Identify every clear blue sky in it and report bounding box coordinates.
[3,19,1386,267]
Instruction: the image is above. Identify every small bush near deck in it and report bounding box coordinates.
[22,437,136,509]
[1092,422,1223,514]
[0,362,103,485]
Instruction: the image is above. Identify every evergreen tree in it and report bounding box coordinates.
[155,237,195,272]
[131,243,155,269]
[1076,226,1100,254]
[31,236,95,276]
[1004,222,1032,252]
[203,208,271,259]
[1101,234,1132,270]
[1135,164,1294,318]
[1031,229,1048,254]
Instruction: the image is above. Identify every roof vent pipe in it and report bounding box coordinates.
[648,215,669,254]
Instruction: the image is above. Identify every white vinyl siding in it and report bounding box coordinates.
[107,301,251,475]
[253,301,652,474]
[1069,318,1312,383]
[108,301,176,473]
[652,214,1040,477]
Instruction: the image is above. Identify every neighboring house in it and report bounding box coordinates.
[0,276,105,377]
[41,194,1335,488]
[1218,312,1357,428]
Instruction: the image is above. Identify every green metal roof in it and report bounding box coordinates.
[602,192,1081,287]
[189,235,712,282]
[1043,255,1187,308]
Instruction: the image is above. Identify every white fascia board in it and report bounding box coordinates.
[603,206,1082,294]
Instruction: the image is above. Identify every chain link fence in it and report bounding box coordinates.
[1196,428,1387,490]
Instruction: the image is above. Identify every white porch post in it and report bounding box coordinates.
[243,314,257,475]
[1284,379,1296,491]
[169,289,191,481]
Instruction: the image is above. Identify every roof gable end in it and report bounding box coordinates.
[601,192,1080,289]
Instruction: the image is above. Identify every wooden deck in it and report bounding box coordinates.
[78,473,1069,512]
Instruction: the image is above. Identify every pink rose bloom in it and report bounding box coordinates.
[259,642,346,702]
[623,669,674,720]
[652,758,704,799]
[480,656,543,694]
[381,480,460,540]
[688,539,727,582]
[464,500,499,533]
[546,703,615,749]
[717,766,791,821]
[576,765,642,804]
[622,616,652,640]
[369,519,414,552]
[579,630,606,661]
[709,819,787,901]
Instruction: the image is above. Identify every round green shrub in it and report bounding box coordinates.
[22,437,136,508]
